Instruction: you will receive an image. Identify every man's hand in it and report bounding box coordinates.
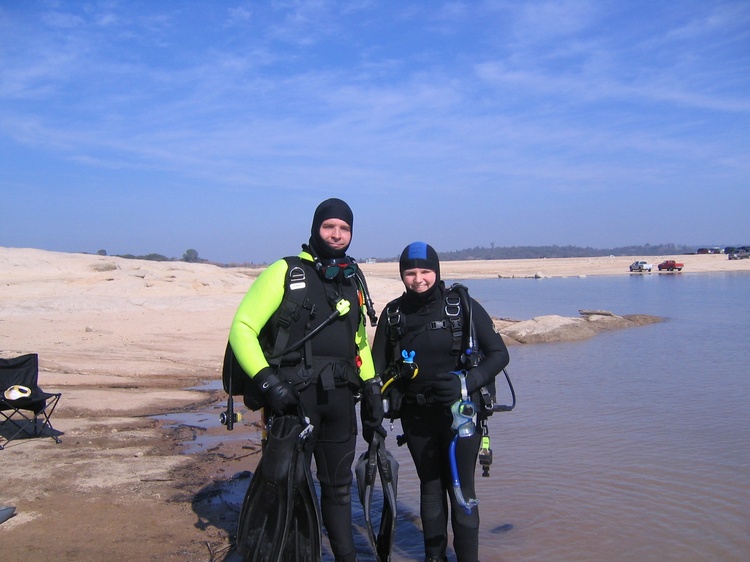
[254,368,299,415]
[360,377,384,442]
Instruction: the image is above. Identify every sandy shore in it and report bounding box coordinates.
[1,247,748,560]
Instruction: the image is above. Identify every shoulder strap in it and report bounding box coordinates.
[385,285,467,362]
[444,284,464,356]
[448,283,480,368]
[268,256,309,367]
[222,257,309,402]
[385,301,405,364]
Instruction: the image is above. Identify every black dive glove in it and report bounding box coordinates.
[431,371,480,405]
[360,377,385,443]
[254,368,299,415]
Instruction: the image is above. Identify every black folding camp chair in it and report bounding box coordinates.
[0,353,62,449]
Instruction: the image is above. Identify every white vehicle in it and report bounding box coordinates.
[629,260,653,272]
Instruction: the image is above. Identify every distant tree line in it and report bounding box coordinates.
[372,242,698,262]
[96,248,206,263]
[94,242,706,266]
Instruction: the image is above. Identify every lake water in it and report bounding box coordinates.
[371,271,750,561]
[185,271,750,561]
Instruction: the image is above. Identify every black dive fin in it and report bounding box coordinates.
[355,430,399,562]
[236,414,321,562]
[283,438,322,561]
[355,434,379,555]
[376,433,398,562]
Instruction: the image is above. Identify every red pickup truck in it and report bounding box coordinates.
[658,260,684,271]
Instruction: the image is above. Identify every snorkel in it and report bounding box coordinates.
[449,370,479,514]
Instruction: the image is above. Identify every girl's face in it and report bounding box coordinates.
[402,268,437,293]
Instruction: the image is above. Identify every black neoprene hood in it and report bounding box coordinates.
[308,198,354,259]
[399,241,441,280]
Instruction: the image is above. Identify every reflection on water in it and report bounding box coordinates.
[175,272,750,561]
[478,343,749,562]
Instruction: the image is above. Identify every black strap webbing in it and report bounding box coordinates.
[387,285,467,360]
[268,258,308,368]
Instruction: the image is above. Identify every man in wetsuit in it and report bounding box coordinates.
[230,198,384,562]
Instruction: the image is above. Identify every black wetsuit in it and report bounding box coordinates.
[232,253,374,562]
[286,258,362,561]
[372,282,510,562]
[232,198,377,562]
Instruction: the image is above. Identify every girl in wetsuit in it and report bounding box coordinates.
[372,242,510,562]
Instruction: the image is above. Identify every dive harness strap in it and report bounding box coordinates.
[460,372,469,401]
[384,283,516,415]
[223,254,370,419]
[267,255,378,366]
[268,257,311,369]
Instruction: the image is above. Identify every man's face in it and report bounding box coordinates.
[318,218,352,252]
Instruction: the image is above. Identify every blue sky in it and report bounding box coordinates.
[2,1,748,264]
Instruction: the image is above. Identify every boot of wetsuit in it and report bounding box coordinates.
[425,557,448,562]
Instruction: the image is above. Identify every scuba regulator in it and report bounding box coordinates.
[381,349,419,420]
[220,394,242,430]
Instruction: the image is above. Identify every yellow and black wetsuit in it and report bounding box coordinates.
[229,249,375,561]
[230,250,375,388]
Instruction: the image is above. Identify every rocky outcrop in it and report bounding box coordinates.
[494,310,663,345]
